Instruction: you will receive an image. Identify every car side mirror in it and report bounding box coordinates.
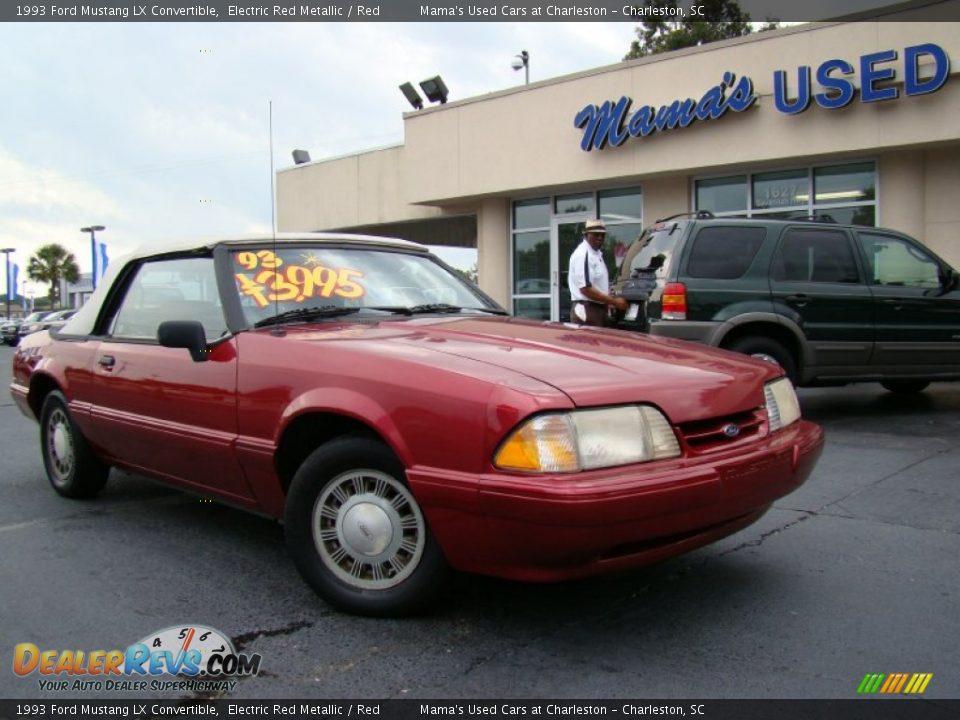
[158,320,209,362]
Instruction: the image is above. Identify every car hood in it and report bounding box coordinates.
[277,316,779,423]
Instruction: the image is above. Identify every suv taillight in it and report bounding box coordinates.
[661,282,687,320]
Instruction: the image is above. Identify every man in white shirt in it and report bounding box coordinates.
[567,219,629,326]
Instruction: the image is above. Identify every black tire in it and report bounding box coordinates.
[881,380,930,395]
[284,436,448,617]
[40,391,109,499]
[727,336,799,385]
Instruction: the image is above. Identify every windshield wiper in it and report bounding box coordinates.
[408,304,509,316]
[253,306,362,328]
[253,303,507,328]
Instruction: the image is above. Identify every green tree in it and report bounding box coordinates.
[624,0,777,60]
[27,243,80,309]
[453,263,479,285]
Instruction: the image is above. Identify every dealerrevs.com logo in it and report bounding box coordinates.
[13,625,262,693]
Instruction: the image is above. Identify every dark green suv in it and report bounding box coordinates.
[612,213,960,393]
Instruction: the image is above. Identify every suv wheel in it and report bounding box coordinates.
[880,380,930,395]
[727,337,798,385]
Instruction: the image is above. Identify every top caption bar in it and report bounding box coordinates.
[4,0,960,23]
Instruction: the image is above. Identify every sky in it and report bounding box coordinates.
[0,21,653,298]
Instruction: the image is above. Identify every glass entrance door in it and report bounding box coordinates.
[552,217,589,322]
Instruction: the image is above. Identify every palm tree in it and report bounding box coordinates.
[27,244,80,309]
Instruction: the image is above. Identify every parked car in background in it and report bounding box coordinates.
[2,317,23,346]
[15,311,57,342]
[39,309,76,333]
[613,213,960,393]
[11,233,823,616]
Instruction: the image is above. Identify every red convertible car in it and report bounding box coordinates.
[11,234,823,616]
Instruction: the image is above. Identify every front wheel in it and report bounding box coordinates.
[881,380,930,395]
[40,391,109,498]
[284,436,448,616]
[727,336,798,385]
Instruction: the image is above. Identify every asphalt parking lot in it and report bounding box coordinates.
[0,343,957,701]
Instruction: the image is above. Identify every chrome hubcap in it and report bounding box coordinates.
[312,470,425,590]
[46,408,74,485]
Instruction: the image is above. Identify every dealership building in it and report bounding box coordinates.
[276,13,959,322]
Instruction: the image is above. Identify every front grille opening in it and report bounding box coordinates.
[677,409,764,453]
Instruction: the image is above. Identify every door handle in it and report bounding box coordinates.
[98,355,115,369]
[879,298,904,309]
[784,294,809,307]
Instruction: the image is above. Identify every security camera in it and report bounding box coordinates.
[511,56,525,71]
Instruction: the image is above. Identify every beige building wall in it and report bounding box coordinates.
[924,145,960,267]
[277,146,446,231]
[276,19,960,305]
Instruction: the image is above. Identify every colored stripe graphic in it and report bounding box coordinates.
[858,674,885,694]
[905,673,934,694]
[857,672,932,694]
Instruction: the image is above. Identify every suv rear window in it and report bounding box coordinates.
[686,227,766,279]
[620,224,683,280]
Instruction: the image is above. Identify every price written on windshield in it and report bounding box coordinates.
[234,250,365,307]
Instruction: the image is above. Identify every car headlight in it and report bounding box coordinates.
[494,405,681,473]
[765,378,801,431]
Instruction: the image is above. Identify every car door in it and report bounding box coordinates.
[82,255,254,502]
[768,225,874,368]
[856,231,960,369]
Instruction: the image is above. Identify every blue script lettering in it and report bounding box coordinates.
[574,72,756,152]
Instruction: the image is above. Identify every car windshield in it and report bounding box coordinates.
[231,246,500,327]
[618,223,683,281]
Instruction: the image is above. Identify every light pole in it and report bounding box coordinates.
[511,50,529,85]
[1,247,13,319]
[80,225,105,292]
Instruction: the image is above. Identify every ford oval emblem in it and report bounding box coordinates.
[722,423,740,438]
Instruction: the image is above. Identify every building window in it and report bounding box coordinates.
[598,187,643,276]
[512,197,550,319]
[695,161,877,226]
[555,193,594,215]
[513,197,550,230]
[695,176,747,213]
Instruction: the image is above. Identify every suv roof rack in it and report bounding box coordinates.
[655,211,715,223]
[777,212,837,224]
[664,211,839,224]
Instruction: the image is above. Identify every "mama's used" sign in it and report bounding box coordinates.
[574,43,950,152]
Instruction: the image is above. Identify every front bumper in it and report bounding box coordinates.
[409,420,823,581]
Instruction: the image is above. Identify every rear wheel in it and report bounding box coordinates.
[880,380,930,395]
[40,391,109,498]
[727,336,798,385]
[284,436,448,616]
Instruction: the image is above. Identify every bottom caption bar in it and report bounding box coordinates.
[1,700,958,720]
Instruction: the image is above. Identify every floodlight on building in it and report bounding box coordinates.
[399,82,424,110]
[292,149,312,165]
[419,76,449,105]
